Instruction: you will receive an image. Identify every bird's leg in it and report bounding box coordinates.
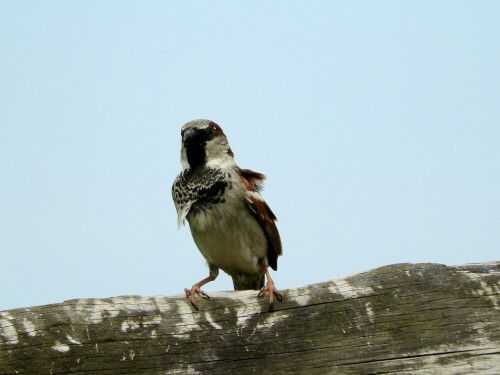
[258,267,283,311]
[184,264,219,311]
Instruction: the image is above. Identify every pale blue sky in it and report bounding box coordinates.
[1,2,499,311]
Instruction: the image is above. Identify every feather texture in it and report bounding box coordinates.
[172,119,282,294]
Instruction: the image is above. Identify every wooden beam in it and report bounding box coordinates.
[1,262,499,374]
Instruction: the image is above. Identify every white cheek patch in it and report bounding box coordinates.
[180,145,190,170]
[204,138,235,169]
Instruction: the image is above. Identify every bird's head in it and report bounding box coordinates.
[180,119,235,170]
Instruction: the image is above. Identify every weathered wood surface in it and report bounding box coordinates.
[1,262,499,374]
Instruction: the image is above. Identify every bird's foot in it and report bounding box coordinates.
[258,279,283,312]
[184,285,210,311]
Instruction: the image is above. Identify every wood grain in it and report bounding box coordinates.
[1,262,499,374]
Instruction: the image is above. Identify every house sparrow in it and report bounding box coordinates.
[172,119,283,311]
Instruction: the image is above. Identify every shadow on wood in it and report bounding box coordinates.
[1,262,499,374]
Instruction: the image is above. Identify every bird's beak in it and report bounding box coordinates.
[182,128,197,143]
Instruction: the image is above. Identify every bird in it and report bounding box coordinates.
[172,119,283,311]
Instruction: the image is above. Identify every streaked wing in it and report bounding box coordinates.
[239,170,282,271]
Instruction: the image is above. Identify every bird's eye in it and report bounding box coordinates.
[206,127,215,136]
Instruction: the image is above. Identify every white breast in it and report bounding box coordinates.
[187,193,267,277]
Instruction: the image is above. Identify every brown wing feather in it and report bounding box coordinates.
[240,168,266,192]
[240,172,282,271]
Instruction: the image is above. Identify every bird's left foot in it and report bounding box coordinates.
[184,285,210,311]
[258,278,283,312]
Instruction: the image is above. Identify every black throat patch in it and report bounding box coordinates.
[185,142,206,168]
[182,126,217,168]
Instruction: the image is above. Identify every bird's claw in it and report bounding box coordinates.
[184,285,211,311]
[258,282,283,311]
